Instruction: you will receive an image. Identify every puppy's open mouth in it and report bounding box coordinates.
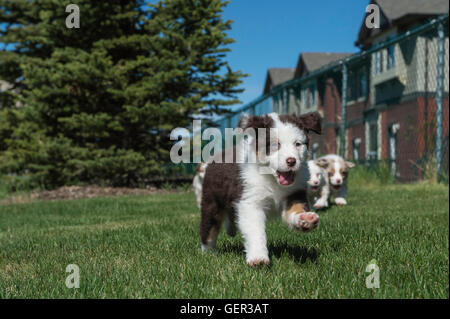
[277,170,296,186]
[310,185,319,191]
[331,184,342,190]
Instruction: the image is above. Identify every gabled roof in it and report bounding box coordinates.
[377,0,448,20]
[263,68,295,94]
[355,0,449,48]
[295,52,352,78]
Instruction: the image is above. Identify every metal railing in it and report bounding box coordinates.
[214,14,449,182]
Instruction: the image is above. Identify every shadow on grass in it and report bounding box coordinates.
[218,241,320,264]
[269,242,320,264]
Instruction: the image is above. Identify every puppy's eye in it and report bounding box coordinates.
[270,141,280,151]
[295,141,302,148]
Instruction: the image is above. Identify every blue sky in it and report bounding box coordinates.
[1,0,370,111]
[222,0,370,108]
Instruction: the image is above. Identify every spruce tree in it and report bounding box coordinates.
[0,0,244,189]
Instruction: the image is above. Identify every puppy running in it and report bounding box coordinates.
[315,154,355,206]
[200,112,322,266]
[305,160,329,210]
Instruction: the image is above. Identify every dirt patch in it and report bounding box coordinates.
[1,185,184,205]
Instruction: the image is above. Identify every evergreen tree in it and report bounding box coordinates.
[0,0,244,189]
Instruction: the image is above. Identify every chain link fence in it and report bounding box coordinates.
[214,14,449,182]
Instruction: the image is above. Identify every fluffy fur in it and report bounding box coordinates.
[200,112,322,266]
[193,162,207,208]
[306,160,330,209]
[315,154,355,206]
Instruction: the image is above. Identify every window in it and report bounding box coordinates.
[375,51,383,75]
[309,83,316,107]
[368,122,378,161]
[359,72,367,97]
[302,82,317,109]
[348,68,368,101]
[387,35,396,70]
[387,45,395,69]
[374,43,395,76]
[272,94,281,113]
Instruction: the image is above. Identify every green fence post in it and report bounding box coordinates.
[436,21,445,181]
[340,62,348,158]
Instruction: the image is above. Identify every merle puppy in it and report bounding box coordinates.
[200,112,322,266]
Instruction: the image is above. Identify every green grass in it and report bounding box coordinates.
[0,183,448,298]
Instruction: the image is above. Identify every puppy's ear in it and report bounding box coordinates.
[237,115,274,156]
[345,161,355,169]
[315,158,329,169]
[298,112,322,134]
[237,113,250,129]
[238,114,274,131]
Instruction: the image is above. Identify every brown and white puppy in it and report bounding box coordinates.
[306,160,329,209]
[193,162,208,208]
[200,112,322,266]
[315,154,355,206]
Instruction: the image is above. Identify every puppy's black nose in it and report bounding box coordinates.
[286,157,296,167]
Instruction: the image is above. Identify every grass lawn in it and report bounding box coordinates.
[0,182,448,298]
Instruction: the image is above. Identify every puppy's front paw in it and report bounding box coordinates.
[313,203,323,209]
[247,258,270,267]
[246,248,270,267]
[313,199,328,209]
[292,212,319,232]
[335,197,347,206]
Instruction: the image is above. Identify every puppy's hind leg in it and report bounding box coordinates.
[225,214,237,237]
[200,200,224,252]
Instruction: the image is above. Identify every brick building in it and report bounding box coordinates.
[248,0,449,181]
[348,0,449,180]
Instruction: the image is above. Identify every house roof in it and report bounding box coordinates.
[262,53,352,94]
[377,0,448,21]
[263,68,295,94]
[295,52,352,77]
[356,0,449,48]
